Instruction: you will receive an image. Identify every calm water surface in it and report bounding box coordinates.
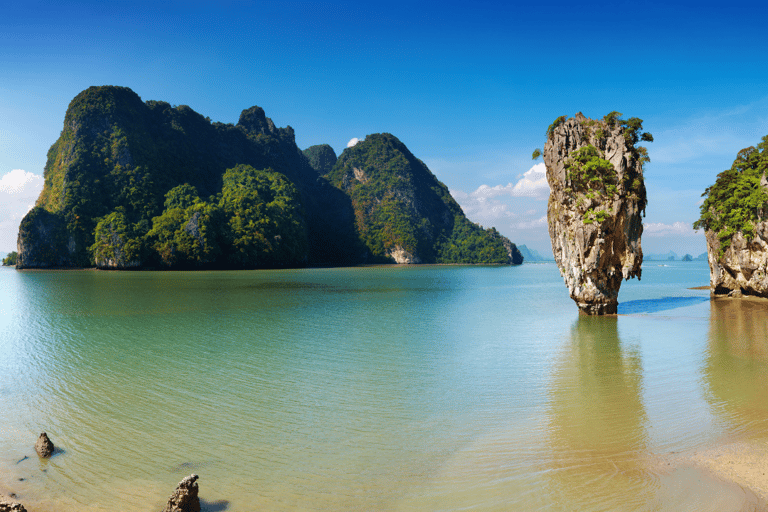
[1,261,767,511]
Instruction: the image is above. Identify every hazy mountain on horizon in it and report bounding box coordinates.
[645,250,678,261]
[517,244,553,262]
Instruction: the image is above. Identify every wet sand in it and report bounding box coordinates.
[689,441,768,506]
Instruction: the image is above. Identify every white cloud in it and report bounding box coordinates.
[512,215,548,230]
[643,221,701,237]
[347,137,360,148]
[0,169,44,251]
[0,169,42,194]
[511,163,549,199]
[464,163,549,202]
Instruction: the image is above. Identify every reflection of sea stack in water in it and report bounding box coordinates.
[543,112,651,314]
[162,474,201,512]
[545,316,648,506]
[34,432,54,458]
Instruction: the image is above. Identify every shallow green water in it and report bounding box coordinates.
[1,262,767,510]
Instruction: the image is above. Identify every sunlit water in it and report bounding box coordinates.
[1,261,767,511]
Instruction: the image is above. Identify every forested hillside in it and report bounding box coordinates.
[17,86,521,269]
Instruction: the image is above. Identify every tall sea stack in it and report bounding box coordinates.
[543,112,651,314]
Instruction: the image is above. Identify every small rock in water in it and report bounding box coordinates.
[0,493,28,512]
[35,432,54,458]
[162,474,200,512]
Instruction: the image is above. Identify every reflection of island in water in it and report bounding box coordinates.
[704,298,768,438]
[544,315,651,508]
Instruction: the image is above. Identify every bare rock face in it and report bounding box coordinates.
[387,246,422,264]
[162,474,200,512]
[544,113,649,314]
[35,432,54,458]
[705,224,768,297]
[0,495,27,512]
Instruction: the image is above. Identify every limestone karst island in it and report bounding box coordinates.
[14,86,523,271]
[694,134,768,298]
[539,112,651,315]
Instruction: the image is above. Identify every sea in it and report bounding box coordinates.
[1,260,767,511]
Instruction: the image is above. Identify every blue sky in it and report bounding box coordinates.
[2,0,768,257]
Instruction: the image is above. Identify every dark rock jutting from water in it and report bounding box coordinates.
[544,112,650,314]
[35,432,54,458]
[162,474,201,512]
[0,495,27,512]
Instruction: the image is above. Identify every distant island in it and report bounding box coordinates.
[0,251,14,266]
[15,86,522,269]
[643,251,707,261]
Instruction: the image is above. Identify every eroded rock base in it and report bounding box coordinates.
[577,301,618,315]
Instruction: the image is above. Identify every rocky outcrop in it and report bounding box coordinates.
[0,495,27,512]
[387,246,422,264]
[16,208,76,269]
[497,232,524,265]
[93,215,142,269]
[35,432,54,458]
[162,474,200,512]
[705,225,768,297]
[544,113,649,314]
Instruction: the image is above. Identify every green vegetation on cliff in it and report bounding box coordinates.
[694,136,768,254]
[303,144,337,175]
[326,133,518,264]
[26,86,329,268]
[549,112,651,227]
[88,165,308,269]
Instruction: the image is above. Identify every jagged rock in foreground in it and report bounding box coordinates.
[695,139,768,298]
[35,432,54,458]
[0,495,27,512]
[544,112,651,314]
[162,474,200,512]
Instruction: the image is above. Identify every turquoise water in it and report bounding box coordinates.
[1,261,767,510]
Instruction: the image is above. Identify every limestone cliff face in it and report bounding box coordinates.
[705,225,768,297]
[544,113,649,314]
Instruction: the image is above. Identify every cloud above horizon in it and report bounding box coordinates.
[0,169,44,251]
[449,163,553,252]
[347,137,360,148]
[467,163,549,202]
[643,221,702,238]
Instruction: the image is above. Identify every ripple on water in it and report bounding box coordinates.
[3,264,768,511]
